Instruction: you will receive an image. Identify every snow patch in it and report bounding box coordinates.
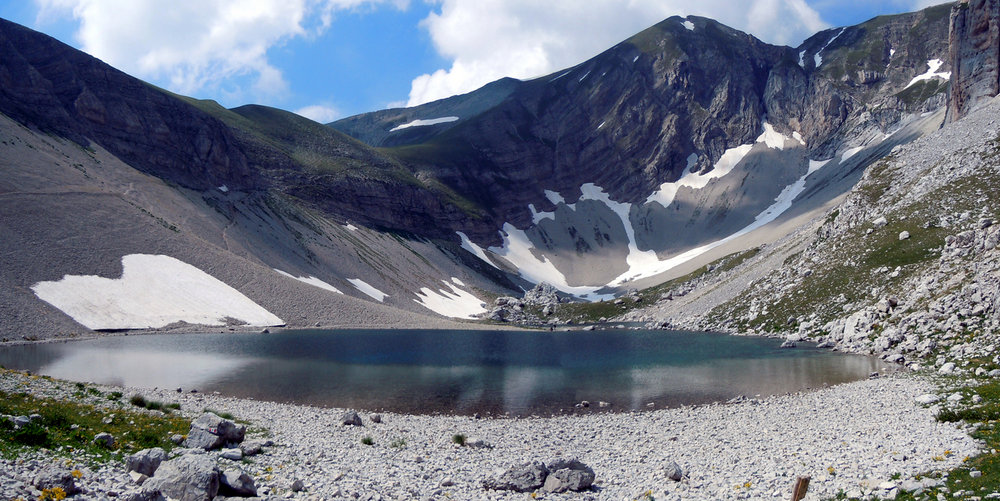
[544,190,565,205]
[904,59,951,89]
[31,254,283,330]
[814,28,845,68]
[890,48,896,58]
[347,278,388,302]
[792,131,805,145]
[682,20,695,31]
[597,121,606,131]
[798,50,807,68]
[758,123,788,150]
[389,116,459,132]
[549,70,571,82]
[217,185,228,193]
[633,55,639,63]
[646,123,791,208]
[488,223,611,299]
[413,281,487,319]
[578,70,591,82]
[808,158,832,175]
[529,203,555,224]
[610,165,815,286]
[457,231,499,269]
[451,277,466,286]
[275,269,343,294]
[840,146,864,163]
[344,223,358,231]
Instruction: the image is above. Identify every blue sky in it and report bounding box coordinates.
[0,0,948,122]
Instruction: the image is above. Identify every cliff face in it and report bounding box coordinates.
[947,0,1000,122]
[0,18,257,191]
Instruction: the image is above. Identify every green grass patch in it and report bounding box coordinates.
[203,408,236,421]
[0,389,189,461]
[886,377,1000,500]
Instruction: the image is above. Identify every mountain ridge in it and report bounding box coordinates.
[1,2,994,336]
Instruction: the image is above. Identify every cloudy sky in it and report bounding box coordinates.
[0,0,949,122]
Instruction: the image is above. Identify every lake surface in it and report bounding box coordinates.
[0,329,886,416]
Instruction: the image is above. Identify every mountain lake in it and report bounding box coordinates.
[0,329,887,416]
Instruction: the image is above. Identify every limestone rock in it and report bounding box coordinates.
[94,431,115,448]
[144,454,221,501]
[664,461,684,481]
[483,461,548,492]
[219,469,257,497]
[33,466,80,496]
[183,413,246,451]
[341,411,363,426]
[542,458,595,493]
[126,447,169,477]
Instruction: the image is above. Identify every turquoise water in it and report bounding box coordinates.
[0,329,884,415]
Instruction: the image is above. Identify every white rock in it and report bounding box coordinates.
[899,231,910,240]
[915,394,940,404]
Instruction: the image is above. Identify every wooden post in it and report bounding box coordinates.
[791,476,810,501]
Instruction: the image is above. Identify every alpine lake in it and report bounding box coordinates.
[0,328,887,416]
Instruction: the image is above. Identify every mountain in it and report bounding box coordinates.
[0,2,991,338]
[334,5,954,296]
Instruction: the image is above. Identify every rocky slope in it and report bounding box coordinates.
[611,1,1000,373]
[334,6,955,295]
[0,3,980,337]
[618,93,1000,375]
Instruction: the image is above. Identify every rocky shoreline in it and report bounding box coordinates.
[0,365,979,501]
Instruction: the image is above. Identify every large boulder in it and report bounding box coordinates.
[542,458,595,493]
[33,466,80,496]
[183,413,245,450]
[126,447,169,476]
[483,461,549,492]
[144,454,220,501]
[219,469,257,497]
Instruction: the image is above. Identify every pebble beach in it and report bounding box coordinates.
[0,366,978,501]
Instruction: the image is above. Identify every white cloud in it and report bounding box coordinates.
[33,0,404,104]
[295,104,342,123]
[407,0,828,107]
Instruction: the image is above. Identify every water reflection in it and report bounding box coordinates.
[0,329,885,416]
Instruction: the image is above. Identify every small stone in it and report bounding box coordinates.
[94,432,116,448]
[34,466,81,495]
[971,470,983,478]
[370,414,382,424]
[239,440,263,457]
[664,461,684,482]
[915,394,940,404]
[898,231,910,240]
[873,216,888,227]
[129,471,149,485]
[220,448,243,461]
[973,394,983,404]
[341,411,363,426]
[440,478,455,487]
[290,479,305,492]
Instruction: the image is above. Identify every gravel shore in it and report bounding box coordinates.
[0,368,978,501]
